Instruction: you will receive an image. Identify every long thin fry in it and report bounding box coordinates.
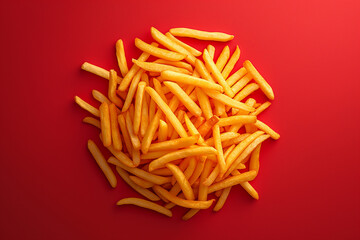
[115,167,160,201]
[149,135,199,152]
[141,110,161,154]
[135,38,186,61]
[117,114,133,156]
[125,111,141,150]
[226,67,247,87]
[197,115,220,137]
[205,90,255,112]
[163,81,202,117]
[106,144,134,168]
[109,103,122,151]
[243,60,274,100]
[233,83,260,102]
[109,157,171,185]
[133,59,191,74]
[133,82,146,135]
[231,170,259,200]
[118,42,158,91]
[217,115,257,126]
[213,187,231,211]
[169,28,234,42]
[87,140,117,188]
[195,87,213,120]
[249,144,261,173]
[215,46,230,72]
[150,27,196,65]
[129,175,154,188]
[166,163,195,200]
[250,101,271,116]
[116,198,172,217]
[108,70,124,107]
[140,91,149,138]
[231,73,253,95]
[195,59,215,83]
[204,132,240,146]
[74,96,100,117]
[99,102,111,147]
[161,70,223,92]
[154,59,193,72]
[122,70,144,112]
[222,46,240,79]
[145,87,188,138]
[213,125,226,173]
[149,147,217,171]
[115,39,129,77]
[165,32,202,57]
[203,49,234,97]
[153,186,214,209]
[208,170,257,193]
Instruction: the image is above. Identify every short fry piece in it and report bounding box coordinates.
[244,60,274,100]
[169,28,234,42]
[92,90,111,104]
[81,62,122,82]
[158,120,168,142]
[87,140,117,188]
[197,115,220,137]
[250,101,271,116]
[116,39,129,77]
[249,144,261,173]
[74,96,100,117]
[83,117,100,129]
[213,187,231,211]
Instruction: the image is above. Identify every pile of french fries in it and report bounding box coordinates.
[75,27,280,220]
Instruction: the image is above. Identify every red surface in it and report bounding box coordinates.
[1,0,359,239]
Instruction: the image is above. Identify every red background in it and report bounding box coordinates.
[1,0,359,239]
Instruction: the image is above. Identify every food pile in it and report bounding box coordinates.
[75,27,280,220]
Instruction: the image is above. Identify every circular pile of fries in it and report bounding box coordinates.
[75,27,280,220]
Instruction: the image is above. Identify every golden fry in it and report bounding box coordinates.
[133,82,146,135]
[82,117,100,129]
[109,103,122,151]
[74,96,100,117]
[169,28,234,42]
[135,38,186,61]
[222,46,240,79]
[99,102,111,147]
[215,46,230,72]
[116,198,172,217]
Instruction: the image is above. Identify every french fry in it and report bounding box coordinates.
[132,148,140,167]
[92,90,111,104]
[197,115,220,137]
[194,116,205,129]
[154,59,193,72]
[145,87,188,138]
[99,102,112,147]
[222,133,250,148]
[226,134,270,176]
[163,81,202,117]
[231,169,259,200]
[213,125,226,174]
[204,132,240,146]
[115,167,160,201]
[140,150,172,160]
[166,163,195,200]
[213,99,226,116]
[169,157,197,196]
[205,90,255,112]
[133,59,191,75]
[207,45,215,59]
[81,62,122,82]
[116,39,129,77]
[169,28,234,42]
[117,114,133,156]
[195,87,213,120]
[233,83,260,102]
[208,170,257,193]
[158,120,168,142]
[222,46,240,79]
[165,32,202,57]
[149,135,199,152]
[109,103,122,151]
[135,38,186,61]
[133,82,146,135]
[109,157,171,185]
[226,67,247,87]
[122,69,144,112]
[149,147,217,171]
[129,175,155,188]
[106,144,134,168]
[161,70,223,92]
[195,59,215,83]
[125,111,141,150]
[203,49,234,97]
[243,60,274,100]
[249,144,261,174]
[148,98,156,121]
[188,156,207,185]
[213,186,232,211]
[87,140,117,188]
[118,42,158,91]
[153,185,214,209]
[150,27,196,66]
[184,114,205,145]
[141,110,161,154]
[82,117,100,129]
[215,46,230,72]
[231,73,253,95]
[151,168,173,176]
[250,101,271,116]
[254,120,280,140]
[217,115,257,126]
[116,197,172,217]
[74,96,100,117]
